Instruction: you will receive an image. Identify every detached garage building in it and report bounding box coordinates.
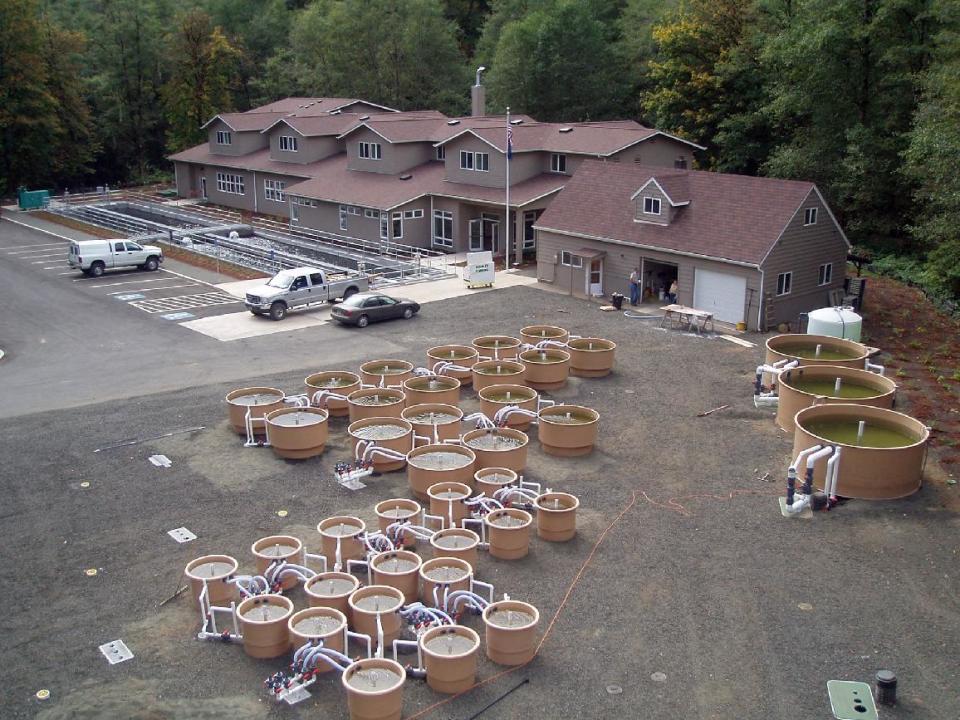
[534,160,850,331]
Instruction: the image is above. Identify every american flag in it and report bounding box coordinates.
[506,122,513,160]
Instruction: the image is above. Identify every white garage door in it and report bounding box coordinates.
[693,268,747,324]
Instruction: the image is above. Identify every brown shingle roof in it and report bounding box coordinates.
[265,114,363,137]
[535,160,817,266]
[202,112,288,132]
[168,145,320,178]
[283,156,568,210]
[248,97,396,115]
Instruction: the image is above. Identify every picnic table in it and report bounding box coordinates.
[659,304,715,335]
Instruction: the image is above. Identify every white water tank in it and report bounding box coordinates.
[807,306,862,341]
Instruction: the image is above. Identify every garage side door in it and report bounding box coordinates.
[693,269,746,324]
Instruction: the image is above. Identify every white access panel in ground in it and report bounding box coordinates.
[693,268,747,324]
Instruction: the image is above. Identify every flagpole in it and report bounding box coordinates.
[505,106,511,268]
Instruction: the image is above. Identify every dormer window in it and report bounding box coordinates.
[551,153,567,173]
[804,207,818,225]
[643,196,661,215]
[359,141,382,160]
[279,135,299,152]
[216,130,232,145]
[460,151,489,172]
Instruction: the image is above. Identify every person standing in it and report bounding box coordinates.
[629,268,640,305]
[668,278,678,304]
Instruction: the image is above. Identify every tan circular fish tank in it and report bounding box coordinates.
[402,375,461,406]
[370,549,423,604]
[519,348,571,390]
[520,325,569,345]
[304,571,359,615]
[429,527,480,567]
[792,404,929,500]
[419,557,473,606]
[287,606,347,663]
[473,335,522,360]
[347,388,406,423]
[776,365,897,432]
[359,359,414,387]
[342,657,405,720]
[251,535,304,591]
[538,405,600,457]
[535,492,580,542]
[567,337,617,378]
[265,407,329,460]
[401,403,463,443]
[471,359,526,391]
[225,387,285,435]
[475,466,518,497]
[428,480,473,529]
[426,345,479,385]
[347,585,405,649]
[462,427,529,472]
[317,516,367,566]
[483,599,540,666]
[766,334,872,368]
[375,498,422,548]
[304,371,361,416]
[237,594,294,659]
[485,508,533,560]
[184,554,237,608]
[420,624,481,695]
[348,417,412,472]
[406,443,476,500]
[478,384,538,429]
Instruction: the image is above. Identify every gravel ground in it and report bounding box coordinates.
[1,285,956,719]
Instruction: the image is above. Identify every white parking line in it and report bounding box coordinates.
[32,258,66,263]
[73,276,173,287]
[108,284,196,295]
[57,271,76,275]
[23,252,68,259]
[4,242,68,253]
[44,265,67,270]
[128,292,239,314]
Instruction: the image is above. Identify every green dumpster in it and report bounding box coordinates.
[18,187,51,210]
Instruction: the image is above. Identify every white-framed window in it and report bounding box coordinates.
[364,208,379,219]
[459,151,489,171]
[777,271,792,296]
[392,211,403,239]
[279,135,299,152]
[359,141,382,160]
[818,262,833,286]
[436,146,446,161]
[339,205,348,230]
[348,206,361,215]
[643,196,661,215]
[292,196,317,207]
[523,211,538,250]
[804,207,818,225]
[674,156,687,170]
[550,153,567,173]
[403,209,424,220]
[216,130,232,145]
[291,203,299,223]
[263,179,286,202]
[216,172,244,194]
[380,213,389,239]
[560,250,582,268]
[433,210,453,248]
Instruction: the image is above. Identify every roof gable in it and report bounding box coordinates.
[536,160,825,266]
[630,176,690,206]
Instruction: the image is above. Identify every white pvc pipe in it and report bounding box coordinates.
[864,358,885,375]
[825,447,841,499]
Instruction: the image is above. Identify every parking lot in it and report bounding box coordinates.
[0,224,956,720]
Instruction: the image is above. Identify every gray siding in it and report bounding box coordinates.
[608,136,694,169]
[267,128,340,164]
[206,120,268,156]
[443,135,542,187]
[345,128,433,174]
[290,198,432,249]
[760,189,848,329]
[536,229,764,328]
[632,183,673,224]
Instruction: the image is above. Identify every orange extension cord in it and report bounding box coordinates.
[405,484,782,719]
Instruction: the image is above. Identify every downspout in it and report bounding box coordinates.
[757,268,765,331]
[252,170,258,213]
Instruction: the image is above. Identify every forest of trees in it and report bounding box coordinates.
[1,0,958,299]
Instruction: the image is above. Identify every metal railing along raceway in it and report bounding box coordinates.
[43,191,455,287]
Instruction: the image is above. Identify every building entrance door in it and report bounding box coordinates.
[470,216,500,253]
[200,176,207,199]
[587,257,603,296]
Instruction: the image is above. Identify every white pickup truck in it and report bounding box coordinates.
[244,266,370,320]
[68,239,163,277]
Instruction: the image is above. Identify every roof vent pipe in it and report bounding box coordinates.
[472,66,487,117]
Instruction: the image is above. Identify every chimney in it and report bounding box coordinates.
[472,66,487,117]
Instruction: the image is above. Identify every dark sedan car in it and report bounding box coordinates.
[331,292,420,328]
